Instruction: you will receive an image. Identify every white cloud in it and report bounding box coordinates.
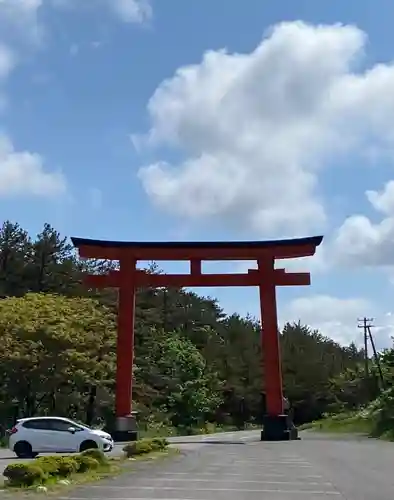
[0,0,148,204]
[367,181,394,215]
[0,134,67,197]
[0,0,151,49]
[283,294,393,349]
[111,0,151,23]
[329,180,394,267]
[49,0,152,24]
[0,43,15,110]
[0,5,68,199]
[135,21,394,237]
[0,0,44,46]
[0,43,15,80]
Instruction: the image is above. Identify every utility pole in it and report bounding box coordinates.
[358,317,372,379]
[357,317,385,388]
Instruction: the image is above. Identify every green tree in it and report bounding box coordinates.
[135,328,223,429]
[330,365,380,410]
[281,322,364,422]
[25,224,81,295]
[0,221,32,297]
[0,293,116,424]
[215,314,262,426]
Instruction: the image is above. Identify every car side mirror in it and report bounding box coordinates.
[67,426,77,434]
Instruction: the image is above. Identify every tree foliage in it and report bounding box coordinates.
[0,293,117,426]
[323,341,394,438]
[138,329,223,428]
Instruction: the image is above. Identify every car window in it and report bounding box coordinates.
[49,419,76,432]
[22,419,53,430]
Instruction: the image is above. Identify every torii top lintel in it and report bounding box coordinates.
[71,235,323,262]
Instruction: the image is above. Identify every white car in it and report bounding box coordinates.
[8,416,114,459]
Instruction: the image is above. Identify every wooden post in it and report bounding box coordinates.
[114,258,137,441]
[258,257,284,417]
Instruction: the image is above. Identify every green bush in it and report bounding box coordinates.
[35,456,60,476]
[3,463,46,487]
[131,442,147,456]
[35,456,78,477]
[3,451,109,488]
[151,437,169,450]
[123,437,168,458]
[75,455,100,473]
[368,387,394,438]
[80,448,108,465]
[313,392,394,440]
[123,441,150,457]
[56,457,79,477]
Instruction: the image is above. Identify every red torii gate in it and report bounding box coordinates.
[72,235,323,441]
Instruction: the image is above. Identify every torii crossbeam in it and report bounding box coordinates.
[72,235,323,441]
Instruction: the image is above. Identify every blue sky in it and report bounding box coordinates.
[2,0,394,347]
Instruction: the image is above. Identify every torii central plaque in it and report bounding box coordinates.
[72,235,323,441]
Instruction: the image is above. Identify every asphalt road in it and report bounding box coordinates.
[2,430,394,499]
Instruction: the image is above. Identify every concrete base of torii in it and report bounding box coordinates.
[261,414,299,441]
[112,413,138,443]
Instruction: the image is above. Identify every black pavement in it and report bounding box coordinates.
[53,430,394,500]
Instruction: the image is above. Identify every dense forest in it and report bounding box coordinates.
[1,220,387,439]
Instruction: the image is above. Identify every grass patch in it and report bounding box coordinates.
[301,412,374,435]
[297,422,314,431]
[2,438,172,494]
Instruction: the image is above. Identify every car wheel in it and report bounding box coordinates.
[79,440,98,452]
[14,441,35,459]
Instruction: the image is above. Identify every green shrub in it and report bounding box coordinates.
[122,442,134,457]
[74,455,100,473]
[123,441,150,457]
[35,456,60,476]
[201,422,218,434]
[151,437,169,450]
[2,451,108,489]
[367,387,394,437]
[34,456,79,478]
[123,437,168,458]
[56,457,79,477]
[80,448,108,465]
[3,463,46,487]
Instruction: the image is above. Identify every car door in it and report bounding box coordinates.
[22,418,56,452]
[47,419,81,452]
